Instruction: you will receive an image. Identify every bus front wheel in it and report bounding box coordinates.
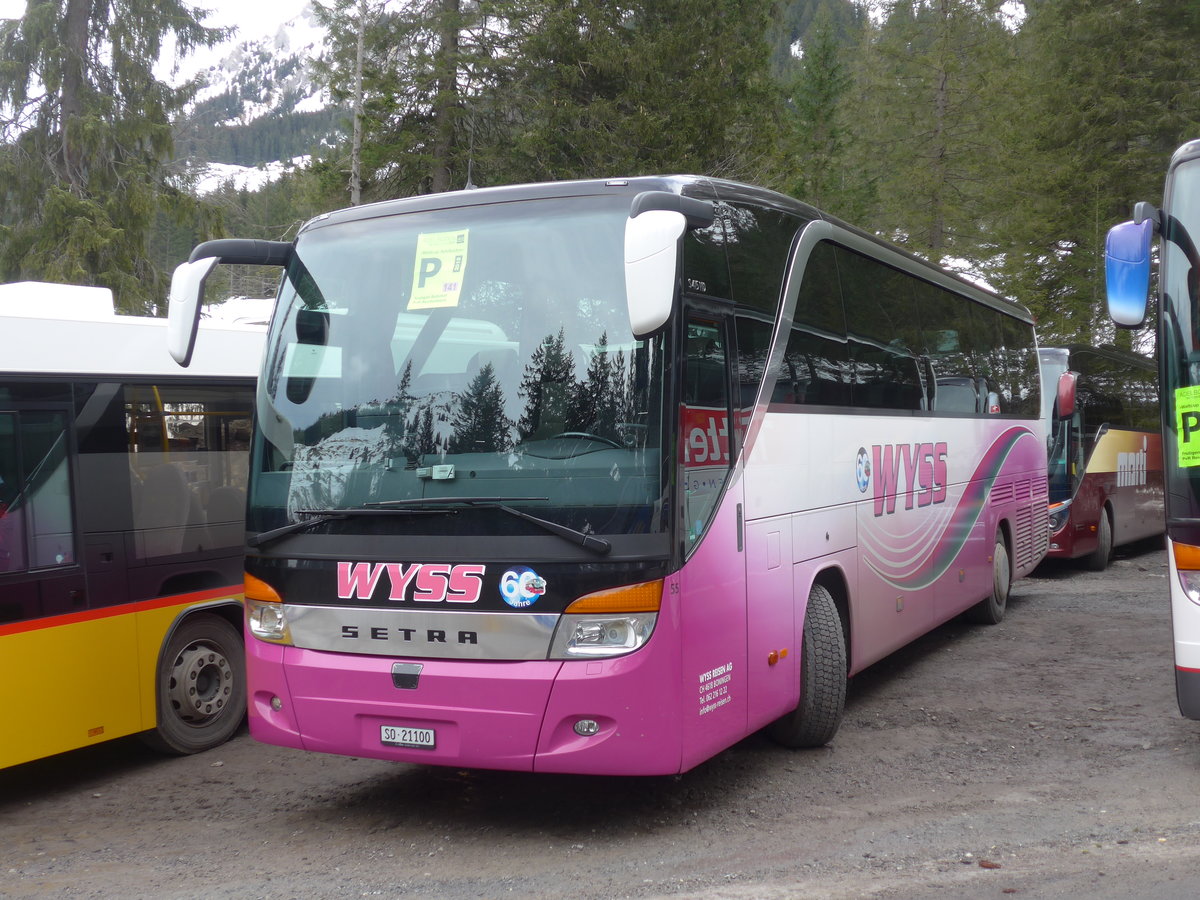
[143,613,246,755]
[768,583,847,749]
[1084,509,1113,571]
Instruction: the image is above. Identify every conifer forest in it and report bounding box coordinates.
[1,0,1197,352]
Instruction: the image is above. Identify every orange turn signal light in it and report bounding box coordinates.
[244,572,283,604]
[564,579,664,614]
[1174,542,1200,572]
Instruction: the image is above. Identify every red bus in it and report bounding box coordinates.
[1041,344,1162,570]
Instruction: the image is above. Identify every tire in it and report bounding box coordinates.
[142,613,246,755]
[966,530,1010,625]
[768,583,847,748]
[1084,509,1113,572]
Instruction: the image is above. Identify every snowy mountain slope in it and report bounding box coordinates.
[168,2,344,191]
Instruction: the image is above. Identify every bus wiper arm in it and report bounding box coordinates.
[247,507,430,549]
[367,497,612,555]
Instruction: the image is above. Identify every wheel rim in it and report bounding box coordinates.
[167,641,235,725]
[994,544,1010,605]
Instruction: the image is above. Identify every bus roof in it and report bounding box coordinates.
[0,283,264,380]
[295,174,1032,324]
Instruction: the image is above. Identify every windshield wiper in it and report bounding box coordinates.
[366,496,612,556]
[247,507,433,549]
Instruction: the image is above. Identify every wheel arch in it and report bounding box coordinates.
[157,599,244,667]
[811,565,851,676]
[995,515,1013,562]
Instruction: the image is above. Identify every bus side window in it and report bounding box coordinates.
[0,412,27,573]
[682,318,731,553]
[735,314,774,407]
[788,241,851,407]
[997,315,1041,417]
[0,411,76,574]
[836,247,924,411]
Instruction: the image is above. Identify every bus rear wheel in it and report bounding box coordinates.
[142,613,246,755]
[966,530,1010,625]
[768,583,847,749]
[1084,509,1113,571]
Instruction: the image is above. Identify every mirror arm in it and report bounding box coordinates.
[1133,201,1162,232]
[629,191,715,230]
[189,239,293,266]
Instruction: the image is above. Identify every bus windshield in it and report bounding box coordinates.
[1162,155,1200,524]
[249,194,667,540]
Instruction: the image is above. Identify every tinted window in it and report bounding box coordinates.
[783,241,852,407]
[996,315,1041,418]
[682,318,731,553]
[723,204,801,317]
[683,216,732,300]
[0,410,75,574]
[736,313,775,407]
[837,248,924,411]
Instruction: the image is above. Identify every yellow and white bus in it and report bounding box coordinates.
[0,283,263,767]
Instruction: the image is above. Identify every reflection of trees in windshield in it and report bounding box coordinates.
[447,363,512,453]
[348,329,646,463]
[517,329,576,442]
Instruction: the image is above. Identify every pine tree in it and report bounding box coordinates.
[567,332,618,439]
[985,0,1200,345]
[494,0,782,184]
[843,1,1014,264]
[0,0,228,312]
[447,362,512,453]
[779,2,872,218]
[516,328,576,442]
[313,0,497,200]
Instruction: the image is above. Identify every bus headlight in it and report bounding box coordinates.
[1173,544,1200,607]
[1048,502,1070,534]
[550,613,658,658]
[548,579,663,660]
[246,598,293,644]
[1178,571,1200,607]
[244,573,293,644]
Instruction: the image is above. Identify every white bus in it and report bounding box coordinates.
[168,177,1049,775]
[1106,138,1200,718]
[0,283,263,767]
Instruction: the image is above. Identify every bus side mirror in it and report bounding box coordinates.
[624,210,687,338]
[167,238,292,366]
[1056,370,1077,419]
[167,257,219,366]
[1105,218,1154,328]
[624,192,715,338]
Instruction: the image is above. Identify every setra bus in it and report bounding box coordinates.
[168,176,1049,775]
[0,283,262,768]
[1106,138,1200,719]
[1039,345,1162,570]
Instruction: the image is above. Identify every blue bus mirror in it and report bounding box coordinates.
[1105,218,1154,328]
[625,209,686,338]
[167,256,219,366]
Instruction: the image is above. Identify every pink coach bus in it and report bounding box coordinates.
[167,177,1048,775]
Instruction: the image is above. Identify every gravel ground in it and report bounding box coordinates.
[3,538,1199,899]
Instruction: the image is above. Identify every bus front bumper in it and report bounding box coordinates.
[246,639,684,775]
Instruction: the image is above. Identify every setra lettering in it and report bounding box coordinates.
[340,624,478,645]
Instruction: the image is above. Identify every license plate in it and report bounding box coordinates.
[380,724,435,749]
